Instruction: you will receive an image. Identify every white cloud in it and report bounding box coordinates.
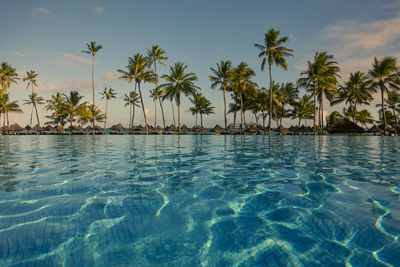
[56,52,92,66]
[31,8,52,16]
[40,78,92,92]
[0,51,27,58]
[95,6,105,14]
[101,71,117,81]
[321,13,400,59]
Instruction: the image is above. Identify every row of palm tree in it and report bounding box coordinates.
[2,32,400,135]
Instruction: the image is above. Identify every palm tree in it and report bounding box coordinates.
[118,54,156,133]
[188,93,202,127]
[291,94,314,126]
[277,82,298,125]
[0,62,19,93]
[327,111,343,126]
[298,52,338,134]
[0,91,22,126]
[45,93,67,127]
[160,62,200,133]
[231,62,256,132]
[147,45,168,129]
[79,104,105,128]
[124,91,140,130]
[100,87,117,134]
[62,90,87,126]
[81,41,103,133]
[150,87,165,128]
[385,90,400,135]
[23,93,44,126]
[355,109,374,128]
[254,28,294,134]
[209,60,232,132]
[334,71,373,123]
[368,57,399,135]
[198,95,215,127]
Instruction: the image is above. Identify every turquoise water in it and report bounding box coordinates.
[0,136,399,266]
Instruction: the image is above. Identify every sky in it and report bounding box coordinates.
[1,0,400,127]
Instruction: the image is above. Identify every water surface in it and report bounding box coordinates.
[0,136,399,266]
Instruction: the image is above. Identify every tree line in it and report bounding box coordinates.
[1,28,400,135]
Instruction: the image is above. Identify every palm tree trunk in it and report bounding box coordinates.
[30,105,34,125]
[104,99,108,134]
[313,82,317,136]
[195,112,198,127]
[154,98,157,128]
[240,92,244,133]
[128,103,132,132]
[92,55,95,135]
[138,82,148,134]
[34,103,40,125]
[159,96,166,129]
[233,111,237,128]
[200,114,203,128]
[223,86,227,132]
[393,107,398,136]
[321,96,324,132]
[381,87,386,136]
[171,100,175,126]
[177,95,181,134]
[6,111,9,126]
[268,63,272,135]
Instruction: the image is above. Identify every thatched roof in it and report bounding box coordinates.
[75,125,84,131]
[0,126,10,131]
[227,123,236,131]
[367,124,383,134]
[65,125,79,131]
[133,125,145,131]
[167,124,177,131]
[30,124,44,131]
[113,123,125,131]
[257,125,267,131]
[192,125,208,132]
[211,124,224,132]
[44,125,55,131]
[9,123,25,131]
[25,125,32,130]
[246,123,260,133]
[274,125,288,132]
[181,124,190,132]
[288,125,298,132]
[154,125,163,132]
[327,117,364,134]
[56,125,64,131]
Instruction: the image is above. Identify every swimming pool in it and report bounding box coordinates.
[0,136,399,266]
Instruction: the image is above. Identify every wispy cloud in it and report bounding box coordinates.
[40,78,92,92]
[0,50,27,58]
[101,71,117,81]
[31,7,52,16]
[383,0,400,9]
[95,6,105,14]
[56,52,92,66]
[321,13,400,59]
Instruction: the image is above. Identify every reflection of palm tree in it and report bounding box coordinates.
[209,60,232,132]
[118,54,156,133]
[160,62,199,134]
[147,45,168,129]
[23,93,44,125]
[100,87,117,133]
[368,57,398,135]
[81,41,103,133]
[0,91,22,126]
[254,28,293,134]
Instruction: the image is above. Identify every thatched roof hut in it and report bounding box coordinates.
[154,125,163,132]
[25,125,32,131]
[327,117,364,134]
[0,126,10,132]
[56,125,64,131]
[227,123,236,131]
[274,125,288,133]
[134,125,145,131]
[181,124,190,132]
[245,123,260,134]
[31,124,44,132]
[44,125,55,131]
[257,125,267,131]
[192,125,208,132]
[167,124,178,131]
[211,124,224,132]
[113,123,126,132]
[9,123,25,132]
[65,125,79,131]
[367,124,383,134]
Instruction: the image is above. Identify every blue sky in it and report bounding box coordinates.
[1,0,400,127]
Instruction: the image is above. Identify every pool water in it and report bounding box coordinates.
[0,136,399,266]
